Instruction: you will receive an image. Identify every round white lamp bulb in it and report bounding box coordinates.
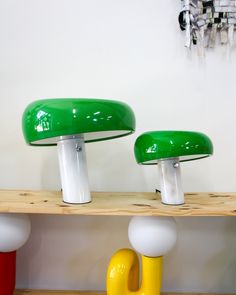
[0,214,31,252]
[128,216,177,257]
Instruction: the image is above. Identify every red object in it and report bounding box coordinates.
[0,251,16,295]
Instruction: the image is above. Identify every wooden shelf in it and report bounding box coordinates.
[14,291,103,295]
[14,292,232,295]
[0,189,236,216]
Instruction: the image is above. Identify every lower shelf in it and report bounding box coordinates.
[14,291,232,295]
[15,291,103,295]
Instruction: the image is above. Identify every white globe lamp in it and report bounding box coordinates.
[128,216,177,257]
[0,214,31,295]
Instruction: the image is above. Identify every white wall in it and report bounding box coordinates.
[0,0,236,292]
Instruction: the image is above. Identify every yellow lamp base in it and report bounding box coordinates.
[107,248,162,295]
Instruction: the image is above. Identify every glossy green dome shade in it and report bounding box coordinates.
[22,98,136,145]
[134,131,213,164]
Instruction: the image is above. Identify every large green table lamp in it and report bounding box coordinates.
[22,98,135,204]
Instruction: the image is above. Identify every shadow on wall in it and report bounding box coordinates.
[203,217,236,293]
[16,216,236,292]
[38,137,148,193]
[16,215,131,290]
[163,217,236,293]
[182,158,215,192]
[83,138,147,192]
[40,148,61,190]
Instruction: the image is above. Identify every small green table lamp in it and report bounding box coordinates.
[134,131,213,205]
[22,98,135,204]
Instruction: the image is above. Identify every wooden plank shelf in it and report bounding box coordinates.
[14,292,233,295]
[0,190,236,216]
[14,291,103,295]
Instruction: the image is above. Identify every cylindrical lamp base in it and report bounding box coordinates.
[0,251,16,295]
[57,136,91,204]
[158,158,184,205]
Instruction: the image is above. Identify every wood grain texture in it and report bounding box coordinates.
[14,291,102,294]
[14,291,234,295]
[1,190,236,216]
[14,291,103,295]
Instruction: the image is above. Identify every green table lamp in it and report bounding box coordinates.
[134,131,213,205]
[22,98,135,204]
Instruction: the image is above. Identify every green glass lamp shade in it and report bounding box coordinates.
[134,131,213,164]
[22,98,136,145]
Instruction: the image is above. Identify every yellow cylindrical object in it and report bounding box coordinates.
[107,248,162,295]
[107,249,139,294]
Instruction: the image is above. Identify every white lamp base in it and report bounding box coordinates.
[57,136,91,204]
[158,158,184,205]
